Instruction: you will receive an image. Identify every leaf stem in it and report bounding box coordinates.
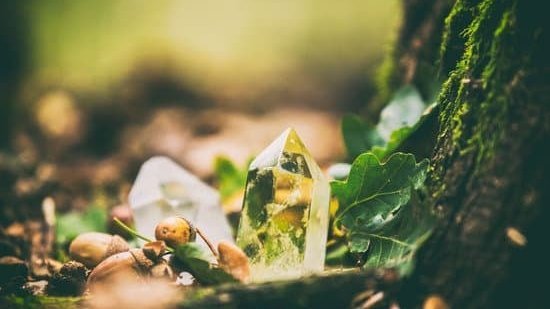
[113,217,153,242]
[113,217,174,253]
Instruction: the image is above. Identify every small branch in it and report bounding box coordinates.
[196,227,218,257]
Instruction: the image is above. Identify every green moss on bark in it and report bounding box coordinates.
[409,0,550,306]
[433,0,545,185]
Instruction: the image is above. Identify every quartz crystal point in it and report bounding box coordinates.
[129,156,234,251]
[236,128,330,282]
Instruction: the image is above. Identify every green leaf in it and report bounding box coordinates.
[56,205,107,245]
[356,191,435,275]
[376,85,426,141]
[331,152,433,274]
[371,101,439,161]
[371,127,413,160]
[324,243,350,266]
[214,156,250,201]
[341,86,432,161]
[341,115,384,160]
[332,152,429,234]
[174,243,237,285]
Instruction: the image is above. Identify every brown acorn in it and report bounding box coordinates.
[217,241,250,283]
[87,248,153,285]
[87,245,176,288]
[87,251,139,285]
[69,232,130,268]
[150,260,175,280]
[154,217,196,248]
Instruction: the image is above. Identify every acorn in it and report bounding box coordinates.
[154,217,196,248]
[87,246,174,286]
[69,232,130,268]
[150,260,175,280]
[87,249,152,285]
[217,241,250,283]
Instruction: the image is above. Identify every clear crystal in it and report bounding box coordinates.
[236,128,330,282]
[129,156,234,251]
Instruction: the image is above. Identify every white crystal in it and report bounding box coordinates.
[327,163,351,180]
[129,156,234,250]
[236,128,330,282]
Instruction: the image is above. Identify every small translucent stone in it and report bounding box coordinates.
[236,128,330,282]
[129,156,234,251]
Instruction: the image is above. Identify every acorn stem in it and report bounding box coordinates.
[113,217,174,253]
[196,227,218,257]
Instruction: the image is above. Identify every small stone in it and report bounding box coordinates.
[129,157,234,251]
[47,261,88,296]
[236,128,330,282]
[176,272,195,286]
[24,280,48,296]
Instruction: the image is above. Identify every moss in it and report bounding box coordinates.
[1,295,81,308]
[432,0,547,191]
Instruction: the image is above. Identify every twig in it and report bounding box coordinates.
[196,227,218,257]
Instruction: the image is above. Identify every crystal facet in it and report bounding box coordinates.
[236,128,330,282]
[129,156,234,251]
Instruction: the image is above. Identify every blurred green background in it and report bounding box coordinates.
[21,0,399,106]
[0,0,402,216]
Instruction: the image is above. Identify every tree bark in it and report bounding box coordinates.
[401,0,550,307]
[182,270,399,309]
[183,0,550,307]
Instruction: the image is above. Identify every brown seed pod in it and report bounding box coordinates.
[69,232,130,268]
[87,251,139,285]
[87,249,154,285]
[150,260,175,280]
[154,216,196,248]
[217,241,250,283]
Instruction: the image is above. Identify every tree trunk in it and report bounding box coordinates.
[402,0,550,307]
[183,0,550,307]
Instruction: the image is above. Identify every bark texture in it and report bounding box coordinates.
[402,0,550,307]
[182,270,399,309]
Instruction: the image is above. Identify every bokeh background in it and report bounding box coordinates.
[0,0,401,219]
